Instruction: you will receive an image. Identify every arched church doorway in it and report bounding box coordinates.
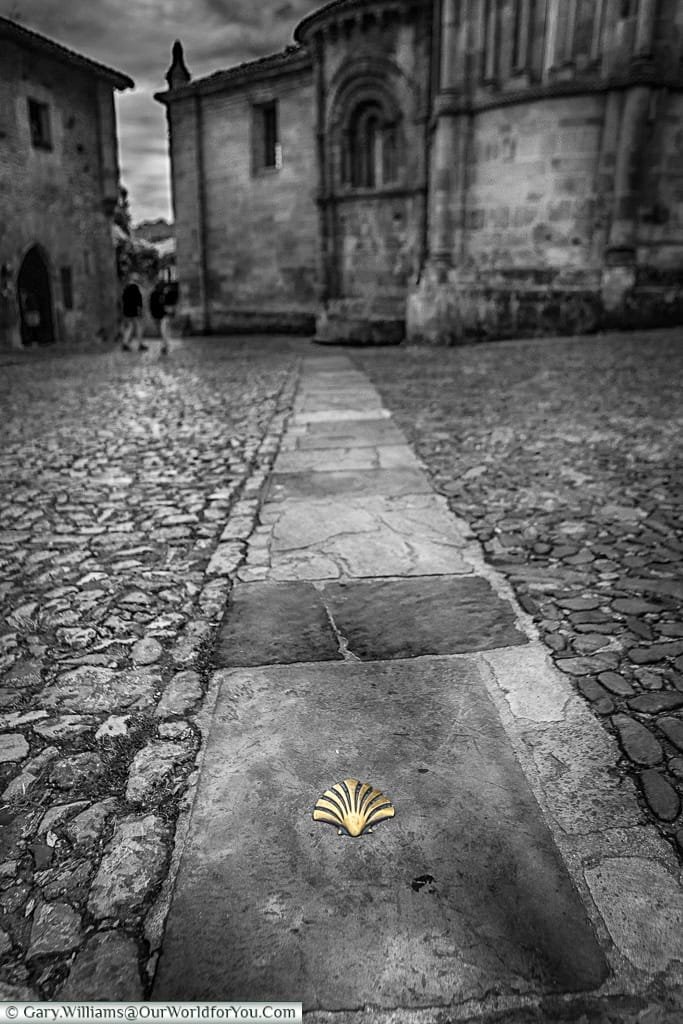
[18,245,55,346]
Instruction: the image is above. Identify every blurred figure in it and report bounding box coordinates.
[150,279,178,355]
[121,277,146,352]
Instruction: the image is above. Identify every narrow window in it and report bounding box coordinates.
[60,266,73,310]
[28,98,52,149]
[254,100,280,171]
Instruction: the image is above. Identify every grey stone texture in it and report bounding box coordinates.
[27,901,82,959]
[215,582,341,667]
[155,670,204,719]
[323,575,527,660]
[125,741,194,805]
[154,658,607,1003]
[88,814,168,920]
[60,931,143,1000]
[356,331,683,844]
[0,339,299,992]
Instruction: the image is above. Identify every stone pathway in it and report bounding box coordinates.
[0,338,301,998]
[153,351,683,1021]
[354,329,683,858]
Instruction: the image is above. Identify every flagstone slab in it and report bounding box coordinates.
[268,468,431,501]
[282,419,405,450]
[273,445,421,475]
[297,389,383,410]
[215,582,342,667]
[153,657,608,1005]
[266,493,472,580]
[291,408,392,424]
[324,576,527,658]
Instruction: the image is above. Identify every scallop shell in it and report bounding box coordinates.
[313,778,395,837]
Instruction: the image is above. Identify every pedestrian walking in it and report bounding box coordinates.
[121,278,147,352]
[149,279,178,355]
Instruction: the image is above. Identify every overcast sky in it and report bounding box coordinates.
[2,0,320,223]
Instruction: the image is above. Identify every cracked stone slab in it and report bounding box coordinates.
[480,645,645,836]
[153,657,607,1005]
[324,576,527,659]
[214,582,342,667]
[273,444,421,475]
[266,493,472,581]
[267,468,432,502]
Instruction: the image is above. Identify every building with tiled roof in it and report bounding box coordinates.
[0,16,133,348]
[157,0,683,343]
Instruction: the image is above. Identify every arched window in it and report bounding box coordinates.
[344,100,399,189]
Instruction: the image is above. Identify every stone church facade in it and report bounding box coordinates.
[158,0,683,344]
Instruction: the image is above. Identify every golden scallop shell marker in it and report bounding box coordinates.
[313,778,395,837]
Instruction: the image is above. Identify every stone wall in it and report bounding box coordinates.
[306,4,432,343]
[407,0,683,343]
[162,0,683,344]
[166,62,318,334]
[0,39,121,349]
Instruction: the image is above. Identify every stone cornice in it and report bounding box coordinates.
[431,69,683,120]
[317,183,427,204]
[294,0,426,45]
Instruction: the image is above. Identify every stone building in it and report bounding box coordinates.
[158,0,683,344]
[0,17,133,349]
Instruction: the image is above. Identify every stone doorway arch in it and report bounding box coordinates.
[17,245,55,346]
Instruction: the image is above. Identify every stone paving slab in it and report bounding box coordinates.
[282,418,405,449]
[214,577,526,667]
[273,445,422,474]
[214,582,342,667]
[324,576,528,659]
[262,493,472,580]
[153,657,607,1006]
[291,409,392,424]
[268,467,431,501]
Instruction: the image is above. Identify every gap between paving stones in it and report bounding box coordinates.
[0,346,303,999]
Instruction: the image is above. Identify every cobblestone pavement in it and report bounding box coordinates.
[356,327,683,863]
[0,337,301,997]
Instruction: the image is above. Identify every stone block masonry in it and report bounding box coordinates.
[161,50,318,336]
[0,19,132,349]
[159,0,683,344]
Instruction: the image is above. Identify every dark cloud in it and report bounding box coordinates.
[1,0,321,220]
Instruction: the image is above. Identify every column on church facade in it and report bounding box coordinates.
[602,0,659,310]
[428,0,461,272]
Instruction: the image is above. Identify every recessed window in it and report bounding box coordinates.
[28,98,52,150]
[344,101,399,189]
[253,100,281,172]
[60,266,73,310]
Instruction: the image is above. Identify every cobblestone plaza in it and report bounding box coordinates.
[0,330,682,1020]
